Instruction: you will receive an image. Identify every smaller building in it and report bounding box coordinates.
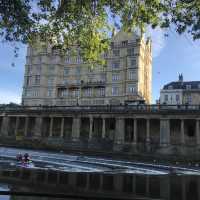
[160,74,200,105]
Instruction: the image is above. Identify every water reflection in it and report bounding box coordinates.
[1,171,200,200]
[0,184,9,200]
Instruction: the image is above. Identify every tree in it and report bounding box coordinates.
[0,0,200,63]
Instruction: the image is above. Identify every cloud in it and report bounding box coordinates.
[146,27,166,58]
[0,89,21,104]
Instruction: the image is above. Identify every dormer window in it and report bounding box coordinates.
[186,85,191,89]
[168,85,173,89]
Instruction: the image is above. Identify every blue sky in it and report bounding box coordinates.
[0,29,199,104]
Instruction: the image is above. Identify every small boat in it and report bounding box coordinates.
[16,153,34,168]
[16,161,34,168]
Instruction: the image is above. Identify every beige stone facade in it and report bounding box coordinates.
[160,75,200,105]
[22,31,152,106]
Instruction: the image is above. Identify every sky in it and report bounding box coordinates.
[0,28,200,104]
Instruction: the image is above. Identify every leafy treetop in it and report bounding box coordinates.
[0,0,200,63]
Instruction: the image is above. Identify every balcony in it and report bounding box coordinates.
[81,80,106,88]
[57,82,80,89]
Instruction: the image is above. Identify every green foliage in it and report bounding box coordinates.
[0,0,200,63]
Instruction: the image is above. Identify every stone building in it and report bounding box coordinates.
[22,31,152,106]
[160,74,200,105]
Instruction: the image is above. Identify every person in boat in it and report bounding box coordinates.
[16,153,23,162]
[23,153,31,163]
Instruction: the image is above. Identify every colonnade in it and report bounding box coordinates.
[0,115,200,147]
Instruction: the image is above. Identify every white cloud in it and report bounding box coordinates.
[0,89,21,104]
[146,27,166,58]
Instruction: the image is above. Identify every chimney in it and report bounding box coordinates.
[178,73,183,82]
[112,27,116,37]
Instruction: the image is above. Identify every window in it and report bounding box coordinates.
[164,95,168,102]
[36,66,41,74]
[112,61,120,69]
[176,94,180,102]
[48,78,54,86]
[76,79,81,84]
[33,90,39,97]
[26,76,32,86]
[100,73,106,82]
[187,95,192,104]
[186,85,191,89]
[104,52,108,58]
[33,57,40,64]
[112,87,119,96]
[75,89,80,97]
[113,49,120,56]
[76,66,81,75]
[22,89,26,97]
[64,68,69,76]
[131,59,136,66]
[198,84,200,89]
[84,88,92,97]
[112,74,120,81]
[63,79,68,85]
[76,57,82,63]
[127,48,134,56]
[26,90,31,97]
[99,88,105,96]
[88,66,93,72]
[122,40,128,46]
[168,85,173,89]
[52,55,60,63]
[27,66,32,75]
[63,90,68,97]
[72,89,80,97]
[66,57,71,64]
[60,89,68,97]
[35,75,40,85]
[128,71,135,80]
[128,85,135,93]
[49,65,54,74]
[52,49,60,55]
[47,89,53,97]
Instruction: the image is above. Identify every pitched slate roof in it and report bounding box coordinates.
[163,81,200,90]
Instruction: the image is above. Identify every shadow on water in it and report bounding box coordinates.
[0,168,200,200]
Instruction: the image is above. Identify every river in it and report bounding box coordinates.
[0,147,200,199]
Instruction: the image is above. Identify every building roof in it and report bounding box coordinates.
[163,81,200,90]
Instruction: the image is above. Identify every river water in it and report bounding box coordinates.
[0,147,200,199]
